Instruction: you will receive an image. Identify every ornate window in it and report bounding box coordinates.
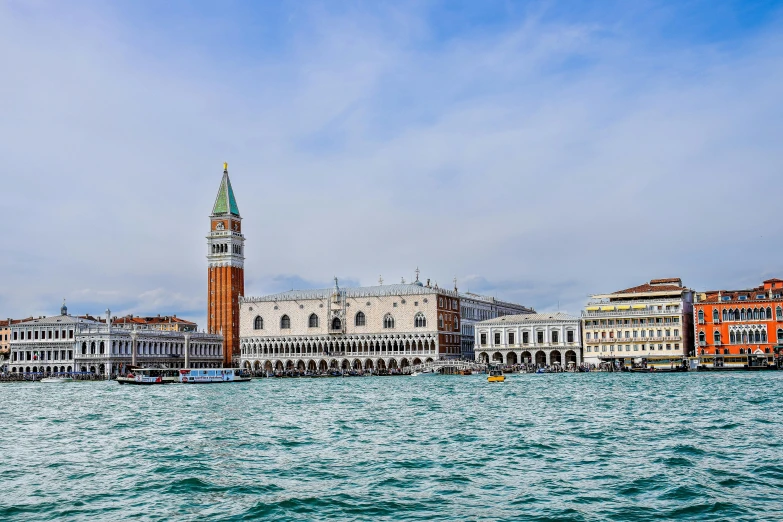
[777,307,783,320]
[698,310,704,322]
[552,331,559,343]
[567,330,574,343]
[280,315,291,329]
[331,317,342,330]
[761,331,767,342]
[713,309,719,322]
[308,314,319,328]
[699,331,705,343]
[414,313,426,328]
[767,307,773,319]
[355,312,366,327]
[722,309,728,321]
[714,331,721,343]
[730,331,736,343]
[383,314,395,329]
[254,316,263,330]
[438,315,444,329]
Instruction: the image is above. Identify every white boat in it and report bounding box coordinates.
[117,368,174,385]
[40,377,74,383]
[178,368,251,384]
[411,369,440,377]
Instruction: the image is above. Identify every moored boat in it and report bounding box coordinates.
[40,376,74,383]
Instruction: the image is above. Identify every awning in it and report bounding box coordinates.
[667,303,681,307]
[601,306,615,311]
[617,305,631,310]
[631,305,646,309]
[585,306,600,311]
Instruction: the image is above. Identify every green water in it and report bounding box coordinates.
[1,372,782,521]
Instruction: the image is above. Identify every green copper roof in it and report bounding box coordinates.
[212,169,240,216]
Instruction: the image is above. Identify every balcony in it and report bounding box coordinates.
[582,308,681,318]
[699,341,706,347]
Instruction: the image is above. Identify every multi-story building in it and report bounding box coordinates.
[0,318,26,369]
[111,314,197,332]
[8,303,222,376]
[207,162,245,367]
[238,278,461,373]
[474,312,582,367]
[693,278,783,366]
[581,278,694,365]
[459,292,534,359]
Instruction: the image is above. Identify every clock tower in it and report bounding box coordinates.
[207,162,245,367]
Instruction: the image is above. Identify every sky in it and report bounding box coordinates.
[1,0,782,328]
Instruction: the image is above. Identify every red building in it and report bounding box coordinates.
[693,278,783,367]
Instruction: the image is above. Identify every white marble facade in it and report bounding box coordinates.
[238,280,462,372]
[474,312,582,367]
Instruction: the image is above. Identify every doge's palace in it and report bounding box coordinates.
[239,278,462,373]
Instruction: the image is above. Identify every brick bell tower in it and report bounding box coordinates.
[207,162,245,367]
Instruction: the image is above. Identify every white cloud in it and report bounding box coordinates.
[1,1,781,327]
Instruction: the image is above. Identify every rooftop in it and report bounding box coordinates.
[244,282,459,303]
[212,164,240,216]
[478,312,579,325]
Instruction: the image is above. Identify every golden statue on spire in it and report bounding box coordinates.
[223,162,228,172]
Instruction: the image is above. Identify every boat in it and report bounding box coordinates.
[40,376,74,383]
[488,370,505,382]
[117,368,174,385]
[178,368,251,384]
[411,369,440,377]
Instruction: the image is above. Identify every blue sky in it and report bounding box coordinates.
[1,0,782,327]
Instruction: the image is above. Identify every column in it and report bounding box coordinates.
[131,331,138,367]
[184,333,191,368]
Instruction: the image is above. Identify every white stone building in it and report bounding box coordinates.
[8,304,223,377]
[238,279,462,373]
[581,278,694,365]
[474,312,582,367]
[459,292,534,359]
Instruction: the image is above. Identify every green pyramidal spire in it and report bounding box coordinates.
[212,162,240,216]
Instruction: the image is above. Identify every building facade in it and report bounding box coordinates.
[581,278,694,365]
[459,292,534,359]
[8,304,223,376]
[474,312,581,367]
[238,279,461,373]
[207,163,245,367]
[693,278,783,364]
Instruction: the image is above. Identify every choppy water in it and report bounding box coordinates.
[1,373,782,521]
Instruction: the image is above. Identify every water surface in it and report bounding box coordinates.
[1,372,782,521]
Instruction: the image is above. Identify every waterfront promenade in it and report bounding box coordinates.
[1,373,782,521]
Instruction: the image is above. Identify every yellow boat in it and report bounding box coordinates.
[488,370,505,383]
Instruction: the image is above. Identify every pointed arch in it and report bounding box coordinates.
[414,312,426,328]
[383,314,395,329]
[254,316,263,330]
[308,313,319,328]
[355,311,366,326]
[280,315,291,329]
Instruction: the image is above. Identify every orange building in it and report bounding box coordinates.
[693,278,783,368]
[207,163,245,367]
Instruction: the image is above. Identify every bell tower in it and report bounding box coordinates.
[207,162,245,367]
